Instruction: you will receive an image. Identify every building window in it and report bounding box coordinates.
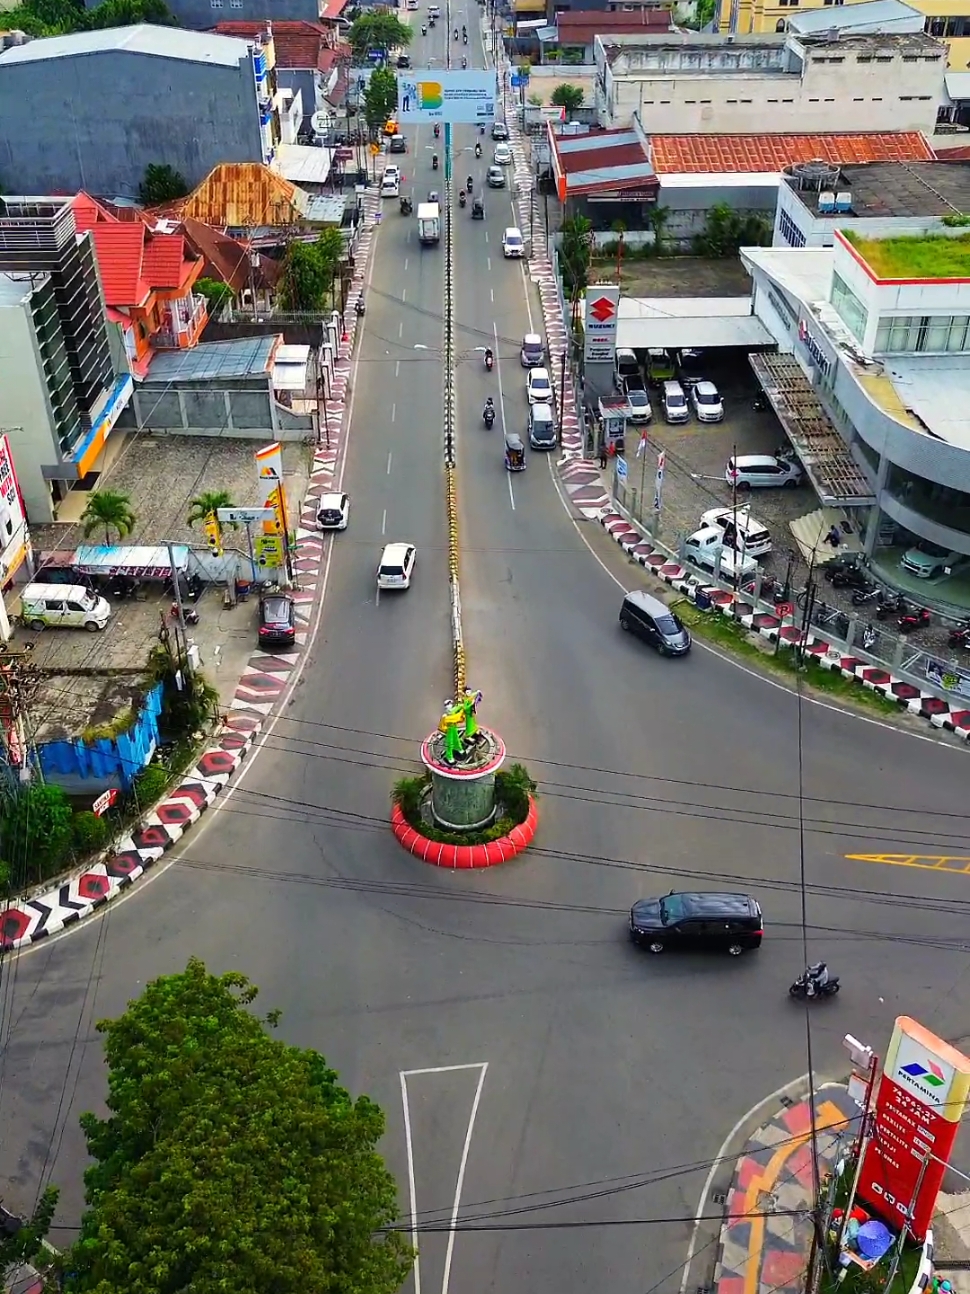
[857,54,872,61]
[831,271,868,342]
[778,210,806,248]
[874,314,970,353]
[885,463,970,538]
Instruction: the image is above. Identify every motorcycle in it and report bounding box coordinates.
[851,586,881,606]
[400,196,413,216]
[789,970,841,1001]
[484,350,494,371]
[466,175,474,193]
[421,23,427,34]
[434,123,440,138]
[827,564,869,590]
[948,621,970,648]
[355,296,365,316]
[475,142,482,158]
[432,154,439,170]
[458,189,466,207]
[875,592,907,621]
[861,623,877,651]
[461,55,467,67]
[453,26,458,37]
[899,607,931,634]
[483,405,495,429]
[170,602,200,626]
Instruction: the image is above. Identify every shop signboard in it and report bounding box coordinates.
[584,286,620,364]
[857,1017,970,1241]
[255,443,287,539]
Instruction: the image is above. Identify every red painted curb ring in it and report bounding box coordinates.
[390,799,538,869]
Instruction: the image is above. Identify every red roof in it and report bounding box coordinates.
[319,0,348,20]
[213,19,334,69]
[557,10,671,38]
[650,132,935,174]
[71,193,197,306]
[934,144,970,161]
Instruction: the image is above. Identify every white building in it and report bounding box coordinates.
[595,29,946,137]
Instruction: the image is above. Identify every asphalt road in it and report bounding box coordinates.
[2,14,970,1294]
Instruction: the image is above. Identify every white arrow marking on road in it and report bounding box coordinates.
[400,1063,489,1294]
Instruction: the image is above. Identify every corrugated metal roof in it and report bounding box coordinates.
[0,23,252,67]
[785,0,923,33]
[650,132,935,174]
[275,144,333,185]
[176,164,309,229]
[144,336,278,382]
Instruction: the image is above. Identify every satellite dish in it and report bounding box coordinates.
[311,112,330,133]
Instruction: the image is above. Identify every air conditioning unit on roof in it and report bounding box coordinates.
[818,191,836,212]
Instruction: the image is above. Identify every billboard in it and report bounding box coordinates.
[0,435,29,586]
[857,1017,970,1241]
[255,442,288,569]
[584,286,620,364]
[395,70,496,124]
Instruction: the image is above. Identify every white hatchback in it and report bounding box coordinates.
[493,143,513,165]
[502,227,524,258]
[378,543,416,590]
[316,492,350,530]
[527,367,552,404]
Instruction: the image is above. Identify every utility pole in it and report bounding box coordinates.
[167,543,194,682]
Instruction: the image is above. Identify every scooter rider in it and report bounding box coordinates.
[467,174,474,192]
[483,398,495,426]
[454,26,458,37]
[434,122,440,138]
[475,141,482,157]
[461,55,467,67]
[484,346,494,369]
[421,23,427,34]
[805,962,830,997]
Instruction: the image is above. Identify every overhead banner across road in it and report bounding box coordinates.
[396,70,496,124]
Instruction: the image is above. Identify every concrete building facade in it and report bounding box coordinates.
[0,26,280,201]
[0,198,132,523]
[595,29,947,136]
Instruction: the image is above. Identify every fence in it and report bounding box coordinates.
[611,475,970,710]
[37,683,164,792]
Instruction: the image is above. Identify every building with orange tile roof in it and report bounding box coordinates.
[71,193,207,378]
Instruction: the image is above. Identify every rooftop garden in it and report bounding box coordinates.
[842,229,970,280]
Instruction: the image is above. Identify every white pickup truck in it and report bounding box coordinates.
[417,202,440,245]
[684,527,759,581]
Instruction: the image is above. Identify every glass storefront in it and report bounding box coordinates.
[885,461,970,539]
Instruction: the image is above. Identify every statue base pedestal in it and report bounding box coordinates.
[420,726,506,831]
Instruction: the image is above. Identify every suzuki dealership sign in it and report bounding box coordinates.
[858,1017,970,1241]
[396,70,496,124]
[584,286,620,364]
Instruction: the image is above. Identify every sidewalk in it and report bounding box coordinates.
[713,1084,859,1294]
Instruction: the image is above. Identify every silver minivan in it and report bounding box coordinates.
[661,380,689,424]
[529,402,557,449]
[21,583,111,631]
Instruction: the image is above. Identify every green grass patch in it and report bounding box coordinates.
[842,228,970,279]
[672,600,902,717]
[391,764,536,846]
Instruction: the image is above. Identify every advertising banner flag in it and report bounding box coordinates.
[858,1017,970,1241]
[396,70,496,124]
[255,442,287,540]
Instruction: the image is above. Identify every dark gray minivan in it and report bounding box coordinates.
[619,591,691,656]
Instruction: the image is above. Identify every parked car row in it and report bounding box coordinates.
[613,349,723,425]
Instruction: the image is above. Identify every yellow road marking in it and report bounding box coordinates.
[846,853,970,874]
[737,1100,848,1294]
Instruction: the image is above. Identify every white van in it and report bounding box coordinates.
[700,506,772,558]
[529,402,557,449]
[21,583,111,632]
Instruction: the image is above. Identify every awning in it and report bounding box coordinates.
[614,297,774,350]
[272,343,311,391]
[73,544,190,578]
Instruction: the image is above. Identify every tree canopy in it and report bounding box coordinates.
[80,489,136,546]
[13,0,175,37]
[138,163,190,207]
[550,83,584,118]
[347,9,412,59]
[278,229,345,313]
[364,67,399,135]
[65,958,412,1294]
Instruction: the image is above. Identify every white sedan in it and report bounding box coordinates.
[527,366,552,405]
[493,143,513,165]
[502,227,524,258]
[316,492,349,530]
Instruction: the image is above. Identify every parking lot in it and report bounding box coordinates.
[17,435,311,738]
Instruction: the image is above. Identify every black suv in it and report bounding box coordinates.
[630,891,763,956]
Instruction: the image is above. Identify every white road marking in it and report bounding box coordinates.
[441,1063,488,1294]
[399,321,404,338]
[484,230,488,243]
[403,288,408,303]
[400,1072,423,1294]
[405,257,409,271]
[486,255,491,271]
[396,360,401,377]
[493,321,515,511]
[387,451,393,474]
[392,402,397,423]
[382,508,387,535]
[375,584,381,607]
[401,1063,489,1076]
[490,287,494,303]
[506,472,515,511]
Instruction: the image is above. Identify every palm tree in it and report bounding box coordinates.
[187,489,237,529]
[80,489,136,547]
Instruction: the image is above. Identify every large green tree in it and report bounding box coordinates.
[13,0,174,36]
[347,9,412,59]
[364,67,399,136]
[65,958,413,1294]
[550,83,584,119]
[278,230,345,313]
[138,163,189,207]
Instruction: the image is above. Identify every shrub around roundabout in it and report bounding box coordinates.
[390,765,538,868]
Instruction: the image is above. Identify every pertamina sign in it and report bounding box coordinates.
[584,285,620,364]
[857,1017,970,1241]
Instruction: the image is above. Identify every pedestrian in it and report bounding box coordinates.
[598,441,608,469]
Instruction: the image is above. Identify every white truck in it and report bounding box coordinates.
[417,202,440,245]
[684,527,759,581]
